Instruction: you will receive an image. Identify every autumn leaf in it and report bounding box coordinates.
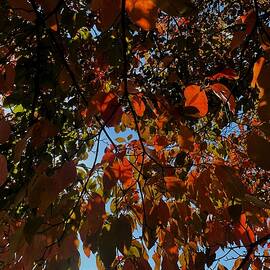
[0,154,8,186]
[98,225,116,268]
[126,0,158,31]
[251,57,265,88]
[177,125,194,152]
[210,83,236,113]
[230,10,256,51]
[0,64,15,95]
[164,176,186,195]
[85,193,106,235]
[154,0,194,17]
[184,85,208,117]
[112,215,132,252]
[90,92,123,126]
[52,161,77,192]
[234,213,255,246]
[256,63,270,121]
[0,119,11,144]
[91,0,121,31]
[207,68,239,81]
[131,94,146,117]
[8,0,36,22]
[31,119,58,148]
[247,132,270,170]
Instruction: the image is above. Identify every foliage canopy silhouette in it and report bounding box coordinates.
[0,0,270,269]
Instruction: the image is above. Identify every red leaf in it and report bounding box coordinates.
[90,92,123,126]
[207,68,239,80]
[0,154,8,186]
[240,10,256,35]
[31,119,58,148]
[234,213,255,245]
[131,94,146,117]
[90,0,121,31]
[164,176,186,195]
[210,83,236,113]
[184,85,208,117]
[157,200,170,225]
[0,119,11,144]
[85,193,106,234]
[153,134,168,152]
[0,64,15,95]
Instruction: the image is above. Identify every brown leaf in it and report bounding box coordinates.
[90,0,121,31]
[210,83,236,113]
[0,119,11,144]
[177,125,194,152]
[53,161,77,192]
[0,154,8,186]
[155,0,194,17]
[31,119,58,148]
[9,0,36,22]
[112,215,132,252]
[164,176,186,195]
[247,132,270,170]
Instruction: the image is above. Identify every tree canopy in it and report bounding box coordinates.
[0,0,270,269]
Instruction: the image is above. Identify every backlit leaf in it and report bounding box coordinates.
[210,83,236,113]
[251,57,265,88]
[184,85,208,117]
[131,94,146,117]
[126,0,158,31]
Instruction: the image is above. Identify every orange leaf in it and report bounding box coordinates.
[126,0,158,31]
[0,119,11,144]
[240,10,256,35]
[164,176,186,195]
[251,57,266,88]
[256,63,270,121]
[207,68,239,80]
[177,125,194,152]
[234,213,255,245]
[131,94,146,117]
[184,85,208,117]
[210,83,236,113]
[0,154,8,186]
[247,132,270,170]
